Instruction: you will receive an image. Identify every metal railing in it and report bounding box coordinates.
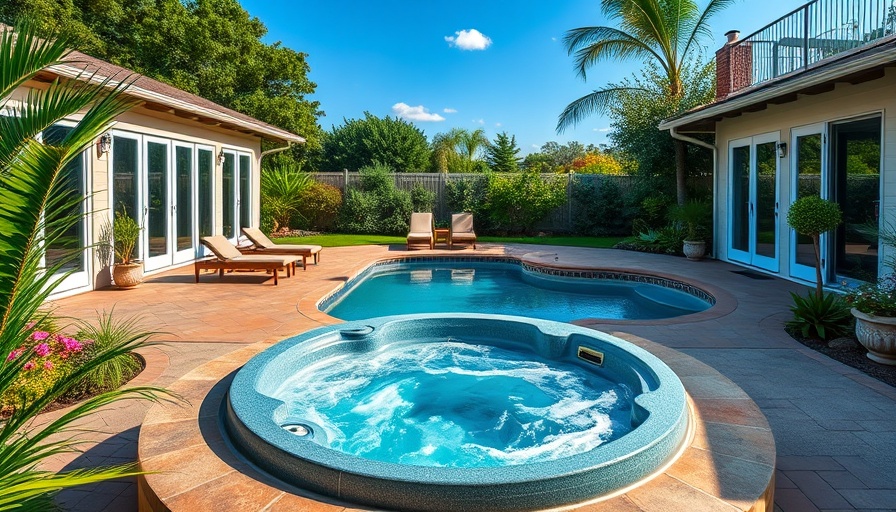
[730,0,896,92]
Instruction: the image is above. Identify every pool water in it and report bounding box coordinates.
[272,339,634,468]
[325,262,709,322]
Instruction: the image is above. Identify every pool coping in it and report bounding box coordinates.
[137,330,775,512]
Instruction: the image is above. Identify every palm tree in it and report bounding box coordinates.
[431,128,490,173]
[0,22,169,509]
[557,0,735,205]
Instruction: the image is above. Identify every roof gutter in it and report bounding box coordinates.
[260,142,295,164]
[668,126,719,258]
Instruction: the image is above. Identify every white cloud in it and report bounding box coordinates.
[443,108,457,114]
[551,37,557,42]
[473,118,485,125]
[495,122,502,127]
[593,127,611,132]
[531,144,539,149]
[445,29,492,50]
[391,103,445,122]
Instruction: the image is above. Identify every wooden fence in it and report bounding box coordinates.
[311,172,712,233]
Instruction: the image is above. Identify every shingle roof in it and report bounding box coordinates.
[4,23,306,144]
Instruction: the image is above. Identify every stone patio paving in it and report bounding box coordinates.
[43,244,896,511]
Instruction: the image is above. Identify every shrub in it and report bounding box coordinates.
[845,275,896,317]
[571,178,631,236]
[786,291,852,340]
[445,174,492,231]
[617,225,685,255]
[669,199,711,241]
[787,196,842,297]
[113,209,141,264]
[487,171,566,234]
[337,164,413,235]
[260,200,276,234]
[411,183,435,213]
[296,182,342,231]
[260,164,313,231]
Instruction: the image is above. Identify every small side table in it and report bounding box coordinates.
[434,228,449,246]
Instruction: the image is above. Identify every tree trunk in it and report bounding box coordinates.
[674,139,687,206]
[813,233,823,299]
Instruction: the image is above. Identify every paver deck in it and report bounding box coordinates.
[44,244,896,511]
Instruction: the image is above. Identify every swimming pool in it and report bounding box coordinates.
[225,314,690,511]
[322,258,712,322]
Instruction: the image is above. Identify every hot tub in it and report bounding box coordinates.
[224,314,689,511]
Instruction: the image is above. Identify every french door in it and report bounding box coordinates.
[143,137,172,271]
[221,149,252,243]
[729,132,780,272]
[790,124,827,282]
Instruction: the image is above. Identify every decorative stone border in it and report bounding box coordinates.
[317,255,716,313]
[137,332,775,512]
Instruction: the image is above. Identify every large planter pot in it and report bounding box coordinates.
[112,262,144,289]
[851,308,896,366]
[682,240,706,261]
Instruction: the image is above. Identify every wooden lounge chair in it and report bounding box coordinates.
[241,227,322,270]
[407,212,434,250]
[195,236,299,285]
[450,213,477,249]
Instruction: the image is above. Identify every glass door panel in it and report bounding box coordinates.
[239,154,251,231]
[222,151,237,240]
[831,117,881,283]
[730,143,751,259]
[112,134,141,265]
[198,147,214,239]
[173,144,195,263]
[43,124,89,291]
[790,127,824,282]
[755,141,778,261]
[144,139,170,271]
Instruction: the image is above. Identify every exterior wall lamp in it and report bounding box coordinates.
[776,141,787,158]
[97,133,112,154]
[217,149,226,166]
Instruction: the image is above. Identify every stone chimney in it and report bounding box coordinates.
[715,30,753,100]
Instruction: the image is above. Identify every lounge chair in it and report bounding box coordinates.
[450,213,477,249]
[407,212,434,250]
[196,236,299,285]
[241,227,322,270]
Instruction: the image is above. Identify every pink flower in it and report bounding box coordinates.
[32,331,50,341]
[43,360,54,370]
[60,337,83,353]
[23,361,36,371]
[34,343,51,357]
[6,349,22,362]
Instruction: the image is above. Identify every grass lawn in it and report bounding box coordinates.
[275,234,624,248]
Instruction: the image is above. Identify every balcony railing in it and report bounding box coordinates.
[729,0,896,93]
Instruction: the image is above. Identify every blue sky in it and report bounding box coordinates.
[241,0,808,154]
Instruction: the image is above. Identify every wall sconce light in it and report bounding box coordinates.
[97,133,112,154]
[776,141,787,158]
[217,149,226,166]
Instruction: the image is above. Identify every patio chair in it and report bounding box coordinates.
[407,212,434,250]
[196,236,299,285]
[241,227,322,270]
[449,213,477,249]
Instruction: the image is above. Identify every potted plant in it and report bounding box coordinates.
[669,199,710,260]
[844,223,896,365]
[111,209,143,288]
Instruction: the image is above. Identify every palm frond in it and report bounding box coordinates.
[564,26,667,79]
[682,0,740,60]
[0,464,146,511]
[556,86,647,133]
[0,21,70,100]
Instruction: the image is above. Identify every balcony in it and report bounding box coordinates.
[728,0,896,94]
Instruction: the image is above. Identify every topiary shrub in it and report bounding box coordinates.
[295,182,342,231]
[787,196,842,298]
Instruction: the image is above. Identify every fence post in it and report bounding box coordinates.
[567,171,574,232]
[439,172,445,220]
[342,168,348,192]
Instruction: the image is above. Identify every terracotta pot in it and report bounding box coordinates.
[682,240,706,261]
[113,262,144,289]
[851,308,896,366]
